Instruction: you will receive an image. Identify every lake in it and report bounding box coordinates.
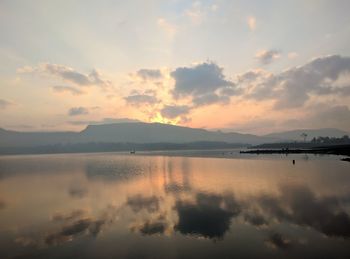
[0,152,349,258]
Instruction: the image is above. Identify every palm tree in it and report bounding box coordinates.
[300,133,308,142]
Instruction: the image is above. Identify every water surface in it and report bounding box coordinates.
[0,153,349,258]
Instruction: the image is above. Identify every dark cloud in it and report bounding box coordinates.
[132,220,167,236]
[14,205,119,250]
[160,105,190,119]
[19,63,112,88]
[45,64,111,87]
[243,212,268,227]
[52,85,84,95]
[255,49,281,65]
[45,218,93,245]
[127,195,160,213]
[124,94,158,106]
[137,69,162,80]
[44,63,90,85]
[265,233,292,250]
[192,93,230,107]
[174,193,240,239]
[171,62,235,98]
[45,205,117,245]
[0,99,13,110]
[247,55,350,109]
[68,107,89,116]
[169,61,237,108]
[164,182,191,193]
[256,184,350,238]
[51,209,88,222]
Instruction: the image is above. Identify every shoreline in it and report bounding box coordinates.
[240,144,350,158]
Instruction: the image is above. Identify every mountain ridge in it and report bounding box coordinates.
[0,122,348,150]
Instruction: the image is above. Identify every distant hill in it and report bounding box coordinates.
[0,123,348,154]
[78,123,272,144]
[0,122,274,149]
[262,128,349,142]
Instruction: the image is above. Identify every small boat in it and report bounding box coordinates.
[130,149,135,154]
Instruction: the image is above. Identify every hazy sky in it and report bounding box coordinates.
[1,0,350,134]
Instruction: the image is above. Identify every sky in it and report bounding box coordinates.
[1,0,350,134]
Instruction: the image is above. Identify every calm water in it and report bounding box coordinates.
[0,152,349,259]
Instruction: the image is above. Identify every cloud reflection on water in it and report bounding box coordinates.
[1,155,350,259]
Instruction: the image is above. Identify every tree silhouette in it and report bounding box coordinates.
[300,133,308,142]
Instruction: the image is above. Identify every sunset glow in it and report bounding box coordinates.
[1,1,350,134]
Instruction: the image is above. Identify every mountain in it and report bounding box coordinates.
[79,123,272,144]
[262,128,349,141]
[0,122,273,149]
[0,128,79,147]
[1,123,348,154]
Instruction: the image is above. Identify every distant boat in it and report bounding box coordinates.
[130,149,135,154]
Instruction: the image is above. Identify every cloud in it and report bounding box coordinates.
[174,193,240,239]
[138,221,166,235]
[19,205,119,248]
[52,86,84,95]
[243,212,268,227]
[169,61,237,109]
[68,107,89,116]
[68,118,141,126]
[246,55,350,109]
[137,69,162,80]
[160,105,191,119]
[247,16,256,31]
[131,219,167,236]
[45,218,105,245]
[237,69,270,83]
[193,93,230,107]
[124,94,158,106]
[0,99,13,110]
[265,233,292,250]
[18,63,111,88]
[127,195,160,213]
[51,209,88,222]
[255,49,281,65]
[256,184,350,238]
[171,61,235,98]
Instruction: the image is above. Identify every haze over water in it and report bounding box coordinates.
[0,153,349,259]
